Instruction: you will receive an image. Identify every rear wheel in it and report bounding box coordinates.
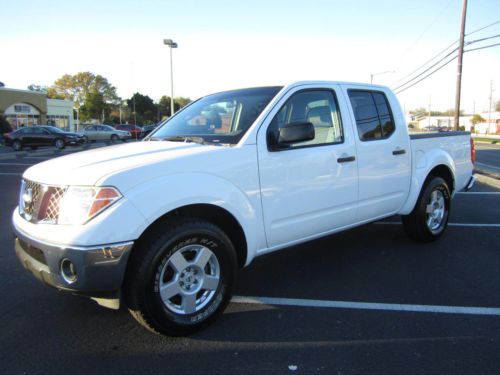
[402,176,451,242]
[12,140,22,151]
[54,138,65,150]
[124,218,237,336]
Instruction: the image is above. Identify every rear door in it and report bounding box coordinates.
[257,84,358,248]
[343,86,411,221]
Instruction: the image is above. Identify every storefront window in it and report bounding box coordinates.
[46,115,69,130]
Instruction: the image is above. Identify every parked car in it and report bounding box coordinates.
[13,82,475,336]
[4,125,85,151]
[141,123,160,137]
[114,124,143,139]
[78,124,131,143]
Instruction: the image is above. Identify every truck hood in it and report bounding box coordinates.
[23,141,216,186]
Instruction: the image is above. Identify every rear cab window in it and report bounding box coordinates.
[347,90,395,141]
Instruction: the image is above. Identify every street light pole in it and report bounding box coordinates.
[163,39,178,117]
[370,70,395,84]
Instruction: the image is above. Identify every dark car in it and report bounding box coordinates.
[141,123,160,137]
[4,125,85,151]
[114,124,144,139]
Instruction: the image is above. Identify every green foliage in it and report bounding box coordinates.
[471,114,486,125]
[127,92,157,124]
[50,72,120,108]
[496,100,500,112]
[79,91,110,122]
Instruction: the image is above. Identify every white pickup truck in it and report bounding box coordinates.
[13,81,475,335]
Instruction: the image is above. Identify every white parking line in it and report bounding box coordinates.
[375,222,500,228]
[456,191,500,195]
[232,296,500,316]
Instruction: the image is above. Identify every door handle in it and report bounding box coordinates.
[392,149,406,155]
[337,156,356,163]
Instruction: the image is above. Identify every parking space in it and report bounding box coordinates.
[1,151,499,374]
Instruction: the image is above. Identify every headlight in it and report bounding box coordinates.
[58,186,122,225]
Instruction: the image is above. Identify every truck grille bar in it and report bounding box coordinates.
[19,180,67,224]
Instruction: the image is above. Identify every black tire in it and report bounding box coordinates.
[12,140,22,151]
[111,134,119,142]
[82,135,89,144]
[402,176,451,242]
[54,138,65,150]
[124,218,237,336]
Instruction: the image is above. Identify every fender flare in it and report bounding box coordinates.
[398,149,456,215]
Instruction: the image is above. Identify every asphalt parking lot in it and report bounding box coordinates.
[1,144,499,374]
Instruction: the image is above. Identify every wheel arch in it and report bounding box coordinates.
[399,156,456,216]
[135,203,248,269]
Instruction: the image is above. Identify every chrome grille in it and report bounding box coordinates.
[20,180,67,224]
[45,187,66,222]
[23,180,42,216]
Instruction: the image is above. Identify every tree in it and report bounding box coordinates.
[157,95,192,119]
[471,114,486,125]
[79,91,110,122]
[50,72,120,109]
[496,100,500,112]
[127,93,156,124]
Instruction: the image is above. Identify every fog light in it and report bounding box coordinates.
[60,258,77,284]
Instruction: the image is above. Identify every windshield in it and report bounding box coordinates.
[149,86,282,144]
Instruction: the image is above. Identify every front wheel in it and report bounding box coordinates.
[82,135,89,144]
[12,140,22,151]
[402,176,451,242]
[111,134,119,142]
[54,138,65,150]
[124,218,237,336]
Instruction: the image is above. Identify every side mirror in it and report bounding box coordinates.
[269,121,315,150]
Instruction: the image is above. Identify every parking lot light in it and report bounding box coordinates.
[163,38,178,116]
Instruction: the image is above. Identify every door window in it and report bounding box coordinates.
[268,90,343,149]
[348,90,395,141]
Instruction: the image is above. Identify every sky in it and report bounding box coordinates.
[1,0,499,113]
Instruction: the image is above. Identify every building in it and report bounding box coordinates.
[0,87,74,131]
[415,116,472,131]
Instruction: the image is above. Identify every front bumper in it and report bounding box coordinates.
[14,226,133,297]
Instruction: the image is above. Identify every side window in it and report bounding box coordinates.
[269,90,343,149]
[348,90,395,141]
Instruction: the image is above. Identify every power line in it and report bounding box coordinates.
[391,41,458,86]
[395,55,457,94]
[392,47,458,91]
[465,34,500,45]
[464,42,500,53]
[394,42,500,95]
[391,20,499,88]
[466,20,500,36]
[392,34,499,92]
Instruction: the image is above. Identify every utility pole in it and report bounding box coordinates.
[428,96,432,129]
[488,80,493,134]
[454,0,468,130]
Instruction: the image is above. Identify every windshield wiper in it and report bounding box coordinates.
[161,136,210,145]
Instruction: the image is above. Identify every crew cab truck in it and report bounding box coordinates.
[12,81,475,336]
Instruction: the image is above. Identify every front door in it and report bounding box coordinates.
[257,85,358,249]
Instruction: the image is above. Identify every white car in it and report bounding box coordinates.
[78,124,131,143]
[13,81,475,336]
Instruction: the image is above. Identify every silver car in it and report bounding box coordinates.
[78,125,131,143]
